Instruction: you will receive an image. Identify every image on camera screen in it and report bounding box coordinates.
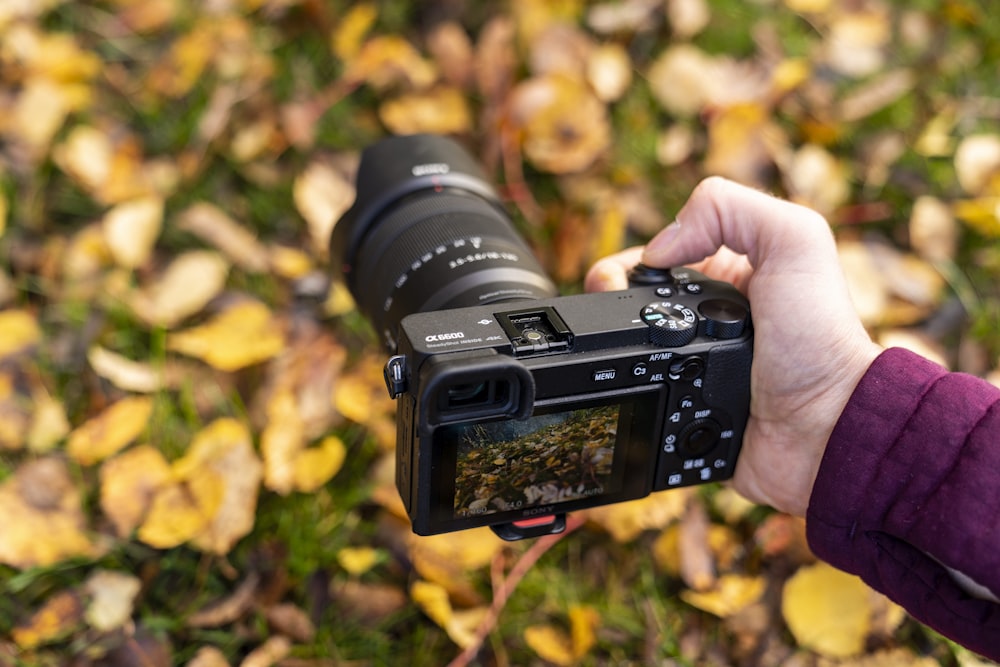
[449,404,621,518]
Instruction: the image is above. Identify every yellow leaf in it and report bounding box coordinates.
[378,86,473,136]
[102,196,164,269]
[331,3,378,60]
[680,574,765,618]
[293,435,346,493]
[66,396,154,465]
[129,250,230,328]
[954,196,1000,238]
[269,246,313,280]
[168,301,285,371]
[0,309,41,359]
[584,488,692,542]
[176,418,263,554]
[137,473,223,549]
[0,458,99,569]
[345,35,437,90]
[781,561,872,658]
[408,528,505,603]
[11,591,83,650]
[99,444,173,537]
[568,605,600,657]
[954,133,1000,195]
[27,388,70,453]
[337,546,380,576]
[410,580,488,649]
[176,202,270,273]
[261,389,305,495]
[524,624,575,666]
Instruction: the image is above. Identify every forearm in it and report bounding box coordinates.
[806,347,1000,658]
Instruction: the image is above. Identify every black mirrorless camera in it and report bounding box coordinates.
[331,134,752,541]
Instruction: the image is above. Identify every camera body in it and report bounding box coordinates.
[385,268,751,538]
[332,134,752,540]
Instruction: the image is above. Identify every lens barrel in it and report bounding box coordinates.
[331,135,558,349]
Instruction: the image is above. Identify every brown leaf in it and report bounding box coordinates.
[83,570,142,632]
[187,572,260,628]
[293,158,357,259]
[426,21,474,88]
[678,497,715,592]
[128,250,230,328]
[263,603,316,642]
[238,636,291,667]
[330,579,408,625]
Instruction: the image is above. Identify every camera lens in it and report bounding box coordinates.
[331,135,558,349]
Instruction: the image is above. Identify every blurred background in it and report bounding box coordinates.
[0,0,998,664]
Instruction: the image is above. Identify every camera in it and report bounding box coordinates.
[331,134,752,540]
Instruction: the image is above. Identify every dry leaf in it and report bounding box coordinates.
[293,159,357,259]
[954,134,1000,195]
[176,418,263,554]
[378,86,473,135]
[954,196,1000,237]
[705,102,787,187]
[408,528,505,604]
[187,572,260,628]
[426,21,473,88]
[837,69,916,123]
[168,300,285,371]
[586,42,632,103]
[292,434,346,493]
[83,569,142,632]
[680,574,765,618]
[524,606,600,666]
[66,396,154,465]
[507,73,611,173]
[263,603,316,642]
[176,202,270,273]
[102,196,164,269]
[239,636,291,667]
[909,195,958,263]
[345,35,437,90]
[330,579,408,624]
[88,346,163,393]
[185,647,230,667]
[528,23,593,79]
[137,472,224,549]
[781,561,871,658]
[410,580,488,649]
[337,546,380,576]
[100,444,173,537]
[584,488,692,542]
[27,388,70,453]
[0,309,41,359]
[330,2,378,61]
[0,457,98,569]
[11,590,83,650]
[785,144,849,217]
[261,388,305,495]
[821,9,891,77]
[129,250,230,328]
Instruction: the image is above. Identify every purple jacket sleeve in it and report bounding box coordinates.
[806,347,1000,659]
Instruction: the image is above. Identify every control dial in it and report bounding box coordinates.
[641,301,698,347]
[699,298,749,339]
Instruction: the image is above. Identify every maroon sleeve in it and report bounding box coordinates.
[806,347,1000,659]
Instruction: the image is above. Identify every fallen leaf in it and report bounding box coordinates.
[263,602,316,642]
[344,35,437,91]
[507,73,611,174]
[238,636,291,667]
[954,133,1000,195]
[784,144,849,217]
[176,202,270,273]
[260,388,305,495]
[292,434,346,493]
[185,646,230,667]
[11,590,83,650]
[66,396,154,465]
[168,300,285,371]
[330,579,408,624]
[83,569,142,632]
[586,42,632,103]
[129,250,230,328]
[528,23,593,79]
[187,572,260,628]
[837,69,916,123]
[26,387,70,453]
[680,574,765,618]
[293,158,357,259]
[378,86,473,135]
[88,346,163,393]
[820,9,891,77]
[426,21,473,88]
[782,561,872,658]
[102,196,164,269]
[0,309,41,359]
[330,2,378,61]
[176,418,263,554]
[705,102,787,187]
[909,195,958,263]
[0,457,99,569]
[523,624,575,666]
[666,0,711,38]
[100,444,173,537]
[408,528,506,604]
[818,647,940,667]
[138,461,225,550]
[410,580,489,649]
[337,546,381,576]
[584,487,692,542]
[953,196,1000,237]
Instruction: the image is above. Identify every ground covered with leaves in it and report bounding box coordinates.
[1,0,999,665]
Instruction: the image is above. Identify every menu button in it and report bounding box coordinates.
[592,368,617,382]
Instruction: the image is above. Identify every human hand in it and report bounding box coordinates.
[585,177,883,516]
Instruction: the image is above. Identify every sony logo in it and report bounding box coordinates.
[412,163,450,176]
[522,505,555,517]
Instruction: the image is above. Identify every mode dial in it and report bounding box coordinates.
[641,302,697,347]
